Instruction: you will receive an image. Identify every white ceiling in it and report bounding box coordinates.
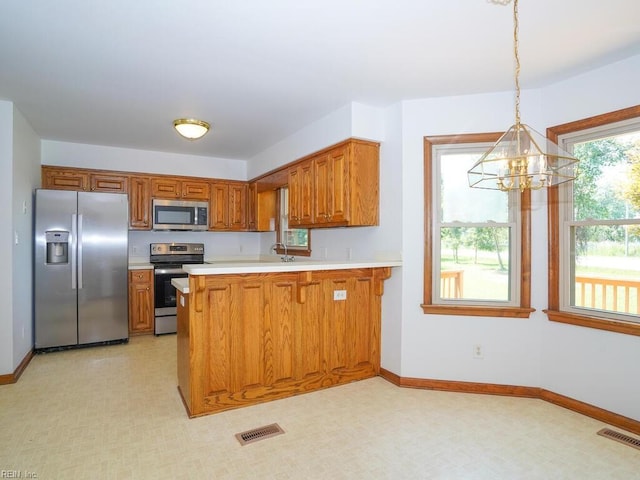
[1,0,639,162]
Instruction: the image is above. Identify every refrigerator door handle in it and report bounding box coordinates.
[78,214,83,289]
[71,213,77,290]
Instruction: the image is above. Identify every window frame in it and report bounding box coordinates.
[422,133,534,318]
[546,105,640,336]
[275,186,311,257]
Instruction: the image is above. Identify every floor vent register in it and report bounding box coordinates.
[235,423,285,446]
[597,428,640,451]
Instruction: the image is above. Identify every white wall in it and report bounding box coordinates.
[0,101,40,376]
[0,101,14,375]
[398,91,543,389]
[395,54,640,421]
[42,140,247,180]
[538,54,640,419]
[128,230,261,263]
[12,107,41,368]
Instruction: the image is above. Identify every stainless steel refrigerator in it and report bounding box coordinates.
[34,189,129,350]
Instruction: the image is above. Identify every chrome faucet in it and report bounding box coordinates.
[271,242,295,262]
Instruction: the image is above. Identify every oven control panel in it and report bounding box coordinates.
[150,243,204,255]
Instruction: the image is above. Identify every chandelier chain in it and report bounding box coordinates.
[513,0,521,128]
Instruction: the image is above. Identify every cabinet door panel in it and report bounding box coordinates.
[90,173,128,193]
[268,281,296,384]
[205,283,233,396]
[182,181,210,200]
[296,282,323,379]
[314,154,330,223]
[210,183,229,229]
[151,178,181,198]
[324,279,349,373]
[43,168,89,191]
[350,277,375,368]
[228,183,247,230]
[129,177,151,229]
[300,162,314,225]
[231,282,265,391]
[128,270,153,334]
[328,148,348,223]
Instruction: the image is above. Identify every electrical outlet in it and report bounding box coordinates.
[333,290,347,301]
[473,344,484,359]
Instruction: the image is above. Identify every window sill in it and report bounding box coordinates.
[545,310,640,337]
[274,247,311,257]
[421,304,534,318]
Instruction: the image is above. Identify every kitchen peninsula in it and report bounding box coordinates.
[174,260,400,417]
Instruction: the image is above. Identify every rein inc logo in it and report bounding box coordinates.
[0,471,37,478]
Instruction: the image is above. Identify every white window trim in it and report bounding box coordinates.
[557,119,640,324]
[431,142,522,307]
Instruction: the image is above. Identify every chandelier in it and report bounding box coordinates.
[467,0,579,192]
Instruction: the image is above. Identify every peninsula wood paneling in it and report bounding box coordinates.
[178,268,391,417]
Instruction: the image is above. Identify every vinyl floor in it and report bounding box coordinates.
[1,334,639,479]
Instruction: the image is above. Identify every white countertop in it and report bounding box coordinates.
[183,259,402,275]
[171,277,189,294]
[128,262,153,270]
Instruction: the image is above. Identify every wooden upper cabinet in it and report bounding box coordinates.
[151,178,210,200]
[42,166,89,191]
[43,167,128,193]
[151,178,180,198]
[210,181,247,231]
[228,183,248,230]
[209,182,229,230]
[129,176,151,230]
[288,160,313,227]
[248,182,276,232]
[290,138,379,228]
[314,147,349,225]
[182,180,210,200]
[90,173,128,193]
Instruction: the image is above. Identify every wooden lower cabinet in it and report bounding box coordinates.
[177,267,391,417]
[128,269,154,335]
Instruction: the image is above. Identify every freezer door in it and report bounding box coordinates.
[77,192,129,344]
[34,189,79,349]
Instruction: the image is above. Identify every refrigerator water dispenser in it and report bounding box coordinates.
[45,231,69,264]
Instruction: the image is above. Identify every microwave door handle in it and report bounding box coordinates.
[71,214,77,289]
[77,214,83,289]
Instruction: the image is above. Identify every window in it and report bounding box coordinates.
[547,106,640,335]
[422,133,533,317]
[276,186,311,256]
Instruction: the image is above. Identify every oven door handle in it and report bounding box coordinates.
[154,268,187,275]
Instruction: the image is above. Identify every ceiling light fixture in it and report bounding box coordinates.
[467,0,579,192]
[173,118,210,140]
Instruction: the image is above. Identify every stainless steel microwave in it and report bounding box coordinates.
[152,199,208,231]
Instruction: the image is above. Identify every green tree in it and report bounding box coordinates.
[623,141,640,239]
[573,138,631,252]
[441,227,465,263]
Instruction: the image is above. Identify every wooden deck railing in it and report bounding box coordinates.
[575,276,640,314]
[441,270,463,299]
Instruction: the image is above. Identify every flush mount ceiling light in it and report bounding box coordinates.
[173,118,210,140]
[467,0,579,192]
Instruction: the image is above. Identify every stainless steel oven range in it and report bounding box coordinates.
[149,242,204,335]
